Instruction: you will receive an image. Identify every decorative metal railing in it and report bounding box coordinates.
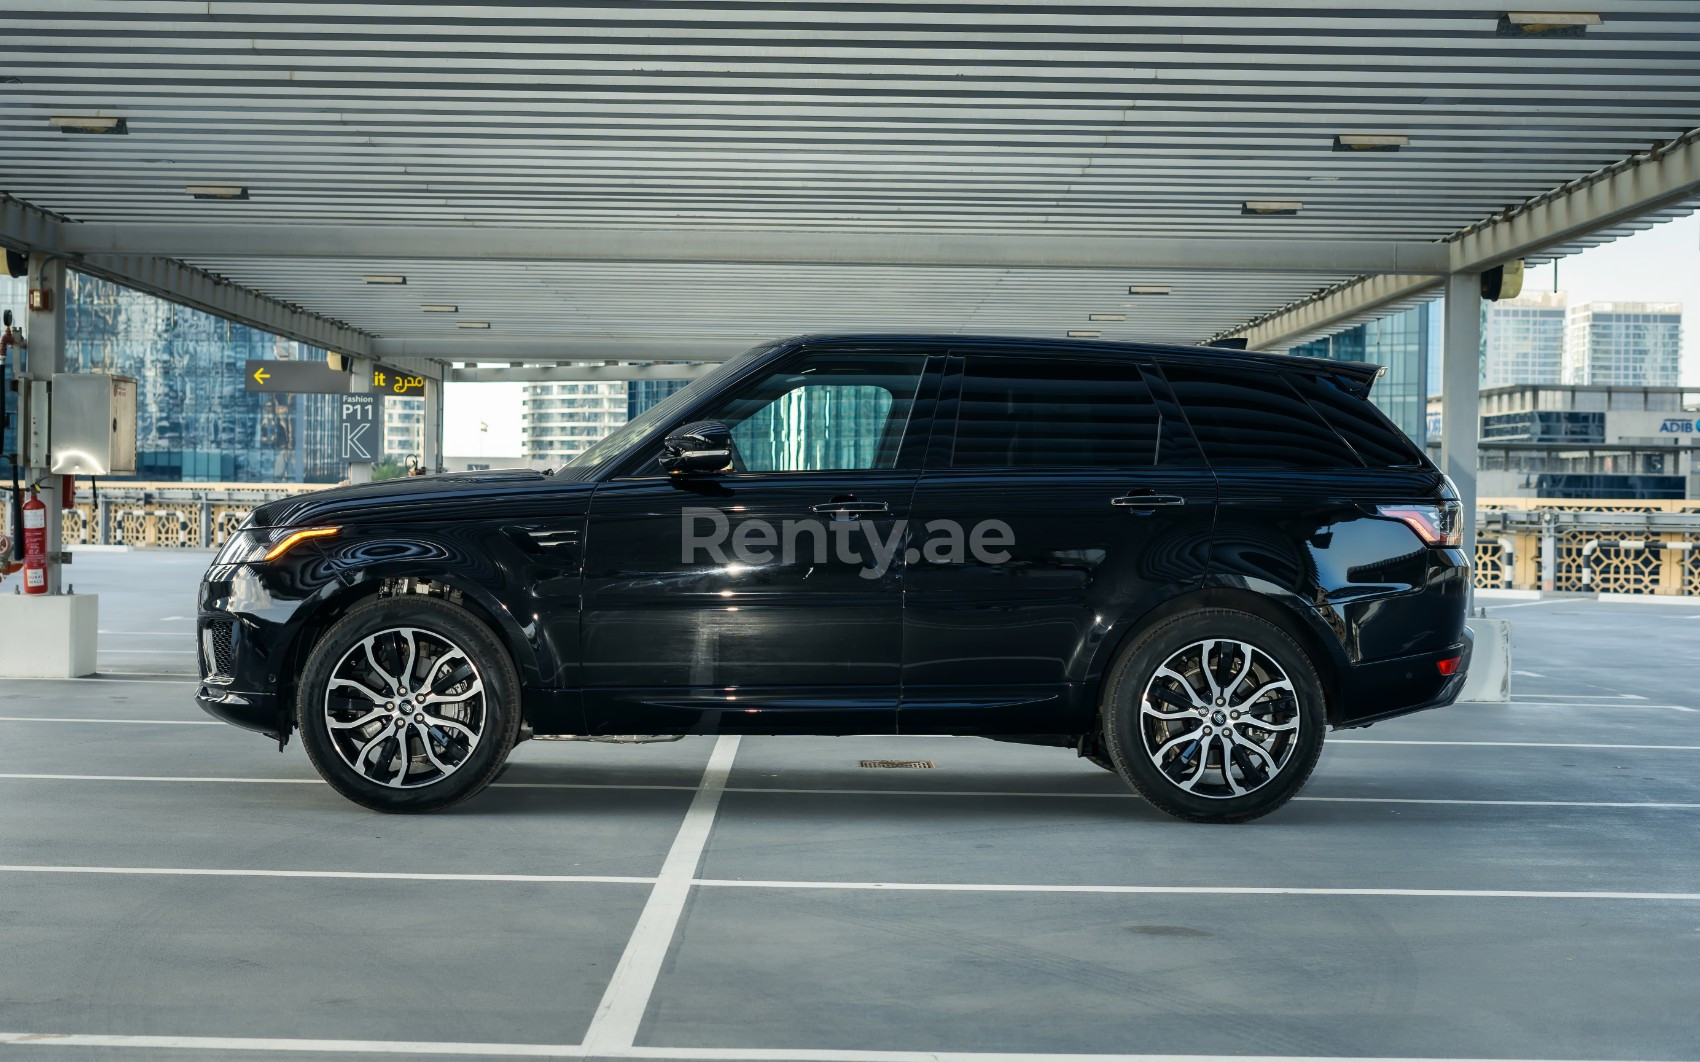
[49,485,1700,596]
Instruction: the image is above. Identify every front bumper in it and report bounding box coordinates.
[196,683,287,741]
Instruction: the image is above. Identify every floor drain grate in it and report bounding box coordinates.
[859,759,935,769]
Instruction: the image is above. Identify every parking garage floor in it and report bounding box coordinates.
[3,551,1698,1061]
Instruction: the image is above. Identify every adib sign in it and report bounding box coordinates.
[1658,418,1697,433]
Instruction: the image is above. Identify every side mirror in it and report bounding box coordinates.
[659,420,734,476]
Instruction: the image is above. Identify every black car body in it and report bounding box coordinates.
[198,334,1471,820]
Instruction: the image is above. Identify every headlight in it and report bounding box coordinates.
[215,526,339,564]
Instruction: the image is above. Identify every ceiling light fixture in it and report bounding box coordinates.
[1067,330,1101,339]
[1334,134,1408,152]
[1242,200,1302,215]
[458,321,491,329]
[362,274,407,285]
[50,115,127,135]
[1500,11,1600,35]
[1127,285,1172,295]
[419,304,459,312]
[186,184,248,200]
[1089,313,1126,322]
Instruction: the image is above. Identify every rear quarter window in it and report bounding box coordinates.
[1159,362,1361,469]
[1285,371,1428,468]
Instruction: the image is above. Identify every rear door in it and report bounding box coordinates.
[900,351,1217,735]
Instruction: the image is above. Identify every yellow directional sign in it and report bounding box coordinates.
[243,359,352,394]
[373,365,428,396]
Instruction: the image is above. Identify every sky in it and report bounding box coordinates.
[442,208,1700,456]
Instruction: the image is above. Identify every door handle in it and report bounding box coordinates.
[1111,493,1185,509]
[810,499,889,515]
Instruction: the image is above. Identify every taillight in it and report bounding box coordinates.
[1377,502,1462,548]
[1436,655,1462,676]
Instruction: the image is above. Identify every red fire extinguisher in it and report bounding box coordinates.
[21,489,48,594]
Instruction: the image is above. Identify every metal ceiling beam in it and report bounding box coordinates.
[59,225,1450,275]
[450,363,719,383]
[1224,129,1700,348]
[1,195,376,357]
[376,337,755,361]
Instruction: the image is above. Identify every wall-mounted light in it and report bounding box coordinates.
[187,184,248,200]
[362,274,407,285]
[1242,200,1302,215]
[1067,330,1101,339]
[1127,285,1172,295]
[1089,313,1126,322]
[419,304,458,313]
[457,321,491,329]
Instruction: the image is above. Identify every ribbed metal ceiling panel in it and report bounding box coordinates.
[2,1,1697,352]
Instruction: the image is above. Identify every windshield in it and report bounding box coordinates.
[562,342,781,472]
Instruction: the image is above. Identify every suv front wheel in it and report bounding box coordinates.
[1102,609,1326,823]
[297,596,522,813]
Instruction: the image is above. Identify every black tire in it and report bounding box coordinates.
[1101,608,1326,824]
[297,595,522,813]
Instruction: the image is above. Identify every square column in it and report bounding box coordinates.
[1440,272,1482,563]
[347,355,373,484]
[422,373,444,473]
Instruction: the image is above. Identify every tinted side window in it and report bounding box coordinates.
[1160,362,1361,469]
[952,356,1159,468]
[1285,371,1427,467]
[705,354,927,472]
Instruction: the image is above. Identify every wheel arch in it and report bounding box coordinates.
[1085,585,1349,728]
[270,569,543,734]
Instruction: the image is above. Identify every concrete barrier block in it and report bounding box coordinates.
[1460,617,1511,703]
[0,593,99,678]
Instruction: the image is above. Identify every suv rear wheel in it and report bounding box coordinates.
[297,596,522,813]
[1102,609,1325,823]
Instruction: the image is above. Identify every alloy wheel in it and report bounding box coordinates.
[322,626,487,789]
[1139,638,1301,800]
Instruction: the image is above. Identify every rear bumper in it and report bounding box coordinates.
[1334,627,1473,729]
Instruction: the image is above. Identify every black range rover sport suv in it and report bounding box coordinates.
[198,334,1471,823]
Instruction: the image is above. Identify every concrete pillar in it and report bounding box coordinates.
[422,373,444,473]
[347,355,372,484]
[1440,273,1482,566]
[23,253,66,594]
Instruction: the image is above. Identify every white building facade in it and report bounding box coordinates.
[521,382,630,464]
[1564,301,1683,387]
[1482,291,1567,387]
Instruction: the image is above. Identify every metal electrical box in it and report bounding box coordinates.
[50,373,138,476]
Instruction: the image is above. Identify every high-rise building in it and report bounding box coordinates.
[1482,291,1567,387]
[1287,302,1436,444]
[383,396,425,466]
[1564,301,1682,387]
[2,271,345,483]
[520,382,631,464]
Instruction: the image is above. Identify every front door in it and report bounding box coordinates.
[580,349,938,734]
[901,352,1217,734]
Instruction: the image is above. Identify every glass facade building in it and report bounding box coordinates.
[1564,302,1683,387]
[1482,291,1567,387]
[2,272,354,483]
[1288,302,1435,444]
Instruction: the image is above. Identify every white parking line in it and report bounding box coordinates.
[582,734,741,1055]
[0,717,220,726]
[0,1033,1668,1062]
[1,773,1694,809]
[691,879,1700,902]
[0,865,652,885]
[1508,701,1696,711]
[1333,739,1700,751]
